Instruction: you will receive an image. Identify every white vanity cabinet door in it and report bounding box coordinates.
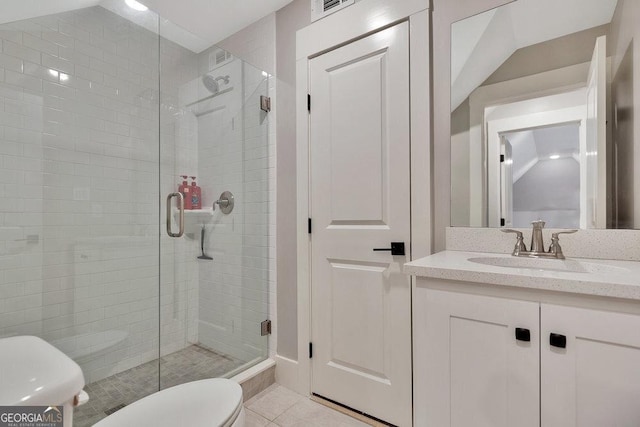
[415,289,540,427]
[541,304,640,427]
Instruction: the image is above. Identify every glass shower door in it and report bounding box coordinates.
[0,3,163,426]
[159,29,271,389]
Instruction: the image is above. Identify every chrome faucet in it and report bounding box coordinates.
[502,221,577,259]
[530,220,546,253]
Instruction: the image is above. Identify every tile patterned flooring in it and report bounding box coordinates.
[74,345,243,427]
[244,384,386,427]
[75,348,384,427]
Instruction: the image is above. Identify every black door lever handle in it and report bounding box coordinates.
[373,242,405,256]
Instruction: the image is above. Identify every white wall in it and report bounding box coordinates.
[513,158,581,228]
[609,0,639,228]
[274,0,309,363]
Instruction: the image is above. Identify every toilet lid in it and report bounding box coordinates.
[0,336,84,406]
[93,378,243,427]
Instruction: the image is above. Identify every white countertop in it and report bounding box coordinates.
[405,251,640,301]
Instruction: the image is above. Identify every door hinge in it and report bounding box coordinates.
[260,319,272,336]
[309,342,313,358]
[260,95,271,113]
[500,154,505,163]
[308,218,312,234]
[307,94,311,112]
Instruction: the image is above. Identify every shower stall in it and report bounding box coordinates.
[0,2,272,425]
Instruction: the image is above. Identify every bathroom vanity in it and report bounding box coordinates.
[430,0,640,422]
[406,248,640,427]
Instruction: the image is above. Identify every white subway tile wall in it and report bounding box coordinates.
[0,4,274,385]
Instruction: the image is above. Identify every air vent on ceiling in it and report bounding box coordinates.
[208,48,233,72]
[311,0,355,22]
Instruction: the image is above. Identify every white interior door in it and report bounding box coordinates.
[585,35,607,228]
[309,22,411,426]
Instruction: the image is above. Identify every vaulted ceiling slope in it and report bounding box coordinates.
[451,0,619,111]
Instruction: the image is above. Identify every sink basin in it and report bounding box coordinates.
[467,256,629,274]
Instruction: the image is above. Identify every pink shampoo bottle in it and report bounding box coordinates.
[190,176,202,209]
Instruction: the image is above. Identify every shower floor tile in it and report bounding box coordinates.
[74,344,243,427]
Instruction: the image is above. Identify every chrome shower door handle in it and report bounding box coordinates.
[166,192,185,238]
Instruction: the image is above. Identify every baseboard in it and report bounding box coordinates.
[275,354,306,395]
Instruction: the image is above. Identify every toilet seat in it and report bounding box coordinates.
[93,378,244,427]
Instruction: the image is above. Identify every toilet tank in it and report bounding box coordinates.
[0,336,85,406]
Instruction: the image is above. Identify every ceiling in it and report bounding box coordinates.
[140,0,293,51]
[451,0,619,111]
[0,0,100,25]
[0,0,294,52]
[505,123,580,183]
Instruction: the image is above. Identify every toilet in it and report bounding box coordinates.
[94,378,245,427]
[0,336,86,427]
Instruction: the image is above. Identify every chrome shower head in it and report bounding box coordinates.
[202,74,230,94]
[202,74,219,94]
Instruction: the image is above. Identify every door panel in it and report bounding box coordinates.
[541,304,640,427]
[330,261,387,377]
[450,317,509,427]
[329,51,387,222]
[416,289,540,427]
[309,22,411,426]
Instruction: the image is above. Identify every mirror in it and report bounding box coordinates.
[450,0,638,229]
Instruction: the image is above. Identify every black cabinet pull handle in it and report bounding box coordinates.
[373,242,405,256]
[550,333,567,348]
[515,328,530,342]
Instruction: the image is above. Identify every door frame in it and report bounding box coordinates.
[288,0,432,399]
[484,91,588,228]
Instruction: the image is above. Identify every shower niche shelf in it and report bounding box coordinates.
[173,208,213,221]
[184,208,214,216]
[173,208,214,226]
